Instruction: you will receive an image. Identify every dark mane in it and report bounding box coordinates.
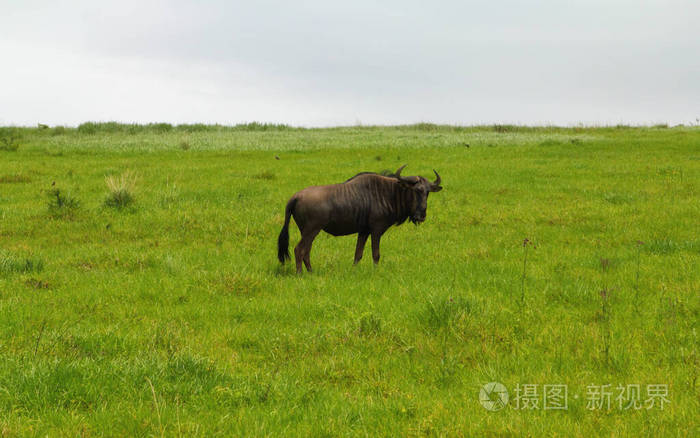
[344,172,377,182]
[344,170,397,182]
[339,172,414,228]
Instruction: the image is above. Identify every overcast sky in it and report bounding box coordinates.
[1,0,698,127]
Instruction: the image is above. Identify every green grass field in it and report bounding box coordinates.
[0,124,698,436]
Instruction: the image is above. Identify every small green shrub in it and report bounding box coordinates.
[252,171,275,180]
[78,122,137,134]
[149,123,173,133]
[98,122,125,133]
[105,190,134,209]
[0,174,31,184]
[234,122,290,131]
[492,124,518,133]
[77,122,99,134]
[47,188,80,217]
[0,128,22,151]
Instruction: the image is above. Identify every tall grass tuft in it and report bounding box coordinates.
[47,188,80,218]
[520,238,534,308]
[104,170,138,209]
[0,251,44,275]
[633,241,644,311]
[599,258,612,365]
[358,313,382,337]
[419,296,471,332]
[159,180,180,208]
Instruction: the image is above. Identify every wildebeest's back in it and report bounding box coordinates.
[291,173,405,236]
[291,183,362,235]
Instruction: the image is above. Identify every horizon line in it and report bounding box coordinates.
[2,120,697,130]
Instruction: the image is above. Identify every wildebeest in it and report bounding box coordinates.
[277,165,442,273]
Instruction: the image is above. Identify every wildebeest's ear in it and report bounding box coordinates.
[430,185,443,192]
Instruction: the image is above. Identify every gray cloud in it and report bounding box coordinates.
[1,0,698,126]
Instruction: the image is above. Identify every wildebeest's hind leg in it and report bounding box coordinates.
[295,227,320,273]
[294,241,303,274]
[354,233,369,265]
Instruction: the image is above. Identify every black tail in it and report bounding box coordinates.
[277,197,297,263]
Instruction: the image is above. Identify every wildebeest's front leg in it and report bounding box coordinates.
[354,233,369,265]
[370,232,383,264]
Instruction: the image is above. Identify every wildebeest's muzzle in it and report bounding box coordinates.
[411,211,426,224]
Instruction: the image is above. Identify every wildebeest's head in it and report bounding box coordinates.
[393,165,442,224]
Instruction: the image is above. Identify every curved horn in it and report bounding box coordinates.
[432,169,441,186]
[394,164,416,184]
[394,164,407,178]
